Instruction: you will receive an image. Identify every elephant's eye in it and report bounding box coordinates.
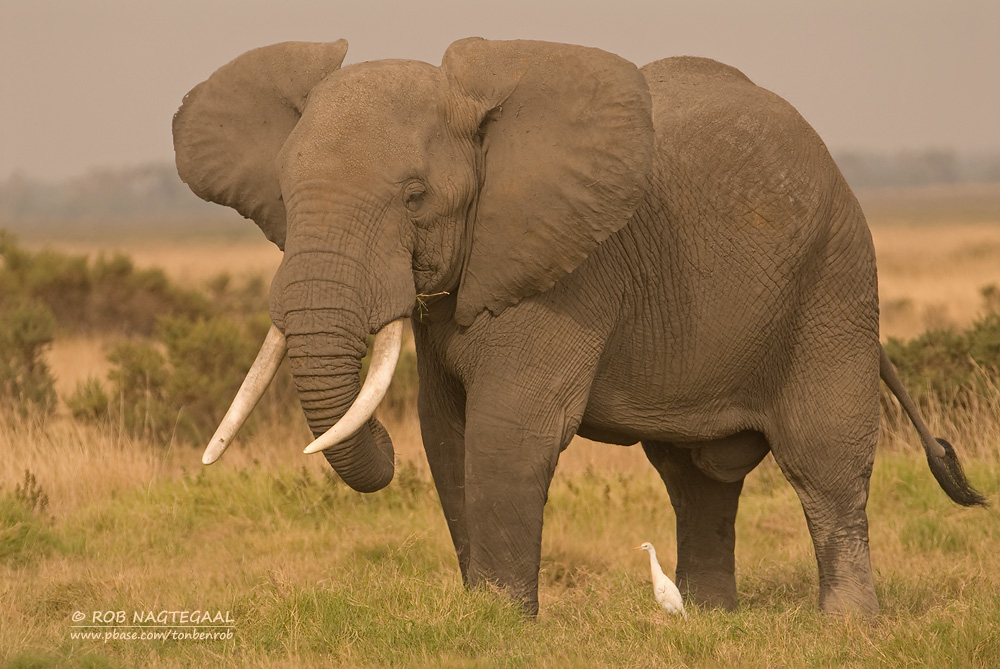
[403,182,427,214]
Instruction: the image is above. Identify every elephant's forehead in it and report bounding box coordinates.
[310,59,448,119]
[282,60,458,183]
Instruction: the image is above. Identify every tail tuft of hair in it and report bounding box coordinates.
[926,438,988,507]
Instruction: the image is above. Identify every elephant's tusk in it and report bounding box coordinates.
[303,319,404,455]
[202,324,287,465]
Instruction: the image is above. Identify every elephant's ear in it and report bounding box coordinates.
[172,41,348,250]
[442,38,654,326]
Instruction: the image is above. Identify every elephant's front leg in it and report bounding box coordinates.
[462,381,588,615]
[463,415,560,614]
[416,362,471,583]
[413,320,478,582]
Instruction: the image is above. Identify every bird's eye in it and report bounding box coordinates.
[403,182,427,213]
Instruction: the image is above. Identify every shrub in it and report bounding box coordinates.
[158,314,268,442]
[106,338,171,440]
[13,469,49,515]
[0,470,59,567]
[884,328,975,403]
[1,230,421,438]
[0,231,208,335]
[885,285,1000,409]
[71,313,300,445]
[66,376,111,422]
[0,297,57,414]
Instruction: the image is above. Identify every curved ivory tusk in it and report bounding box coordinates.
[202,324,287,465]
[303,319,404,455]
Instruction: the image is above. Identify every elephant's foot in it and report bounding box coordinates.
[820,583,879,616]
[467,568,540,616]
[815,537,879,616]
[676,570,738,611]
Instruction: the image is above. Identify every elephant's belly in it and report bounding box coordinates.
[576,420,770,483]
[579,309,788,446]
[577,360,771,447]
[577,395,761,446]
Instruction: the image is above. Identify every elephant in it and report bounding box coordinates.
[172,37,985,616]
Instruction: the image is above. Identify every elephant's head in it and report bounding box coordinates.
[173,38,654,492]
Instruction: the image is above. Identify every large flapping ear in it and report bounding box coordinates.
[442,38,654,326]
[172,41,348,250]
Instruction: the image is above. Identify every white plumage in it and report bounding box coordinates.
[634,542,686,617]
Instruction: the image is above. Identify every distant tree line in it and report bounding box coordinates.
[1,152,999,229]
[834,150,1000,189]
[0,163,222,222]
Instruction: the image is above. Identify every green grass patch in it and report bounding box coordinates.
[2,453,997,666]
[0,496,61,568]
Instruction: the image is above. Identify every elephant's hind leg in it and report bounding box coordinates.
[769,377,880,615]
[642,440,747,611]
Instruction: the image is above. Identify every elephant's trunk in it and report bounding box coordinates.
[283,316,396,493]
[304,319,403,454]
[271,212,415,492]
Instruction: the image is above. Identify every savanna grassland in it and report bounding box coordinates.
[3,185,1000,667]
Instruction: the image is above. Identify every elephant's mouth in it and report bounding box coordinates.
[201,319,405,464]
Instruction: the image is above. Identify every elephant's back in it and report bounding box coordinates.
[599,56,876,418]
[640,55,856,248]
[640,56,806,139]
[641,56,754,88]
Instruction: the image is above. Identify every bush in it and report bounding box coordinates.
[66,376,111,422]
[106,338,171,440]
[885,285,1000,409]
[0,231,208,335]
[1,229,421,437]
[0,470,59,567]
[158,314,271,442]
[71,313,299,445]
[0,297,57,414]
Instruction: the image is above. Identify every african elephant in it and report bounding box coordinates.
[173,38,985,615]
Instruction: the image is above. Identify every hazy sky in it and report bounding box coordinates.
[2,0,998,180]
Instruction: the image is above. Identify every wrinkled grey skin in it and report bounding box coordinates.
[174,38,985,615]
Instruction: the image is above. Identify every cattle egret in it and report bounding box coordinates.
[634,542,686,617]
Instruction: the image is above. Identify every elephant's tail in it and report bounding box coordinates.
[879,344,987,507]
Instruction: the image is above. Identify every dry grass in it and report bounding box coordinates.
[2,405,997,667]
[858,184,1000,339]
[871,222,1000,339]
[6,389,996,524]
[0,409,428,521]
[28,237,282,288]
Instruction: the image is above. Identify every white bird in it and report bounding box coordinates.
[634,542,686,618]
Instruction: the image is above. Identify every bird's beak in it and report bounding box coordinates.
[632,545,643,551]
